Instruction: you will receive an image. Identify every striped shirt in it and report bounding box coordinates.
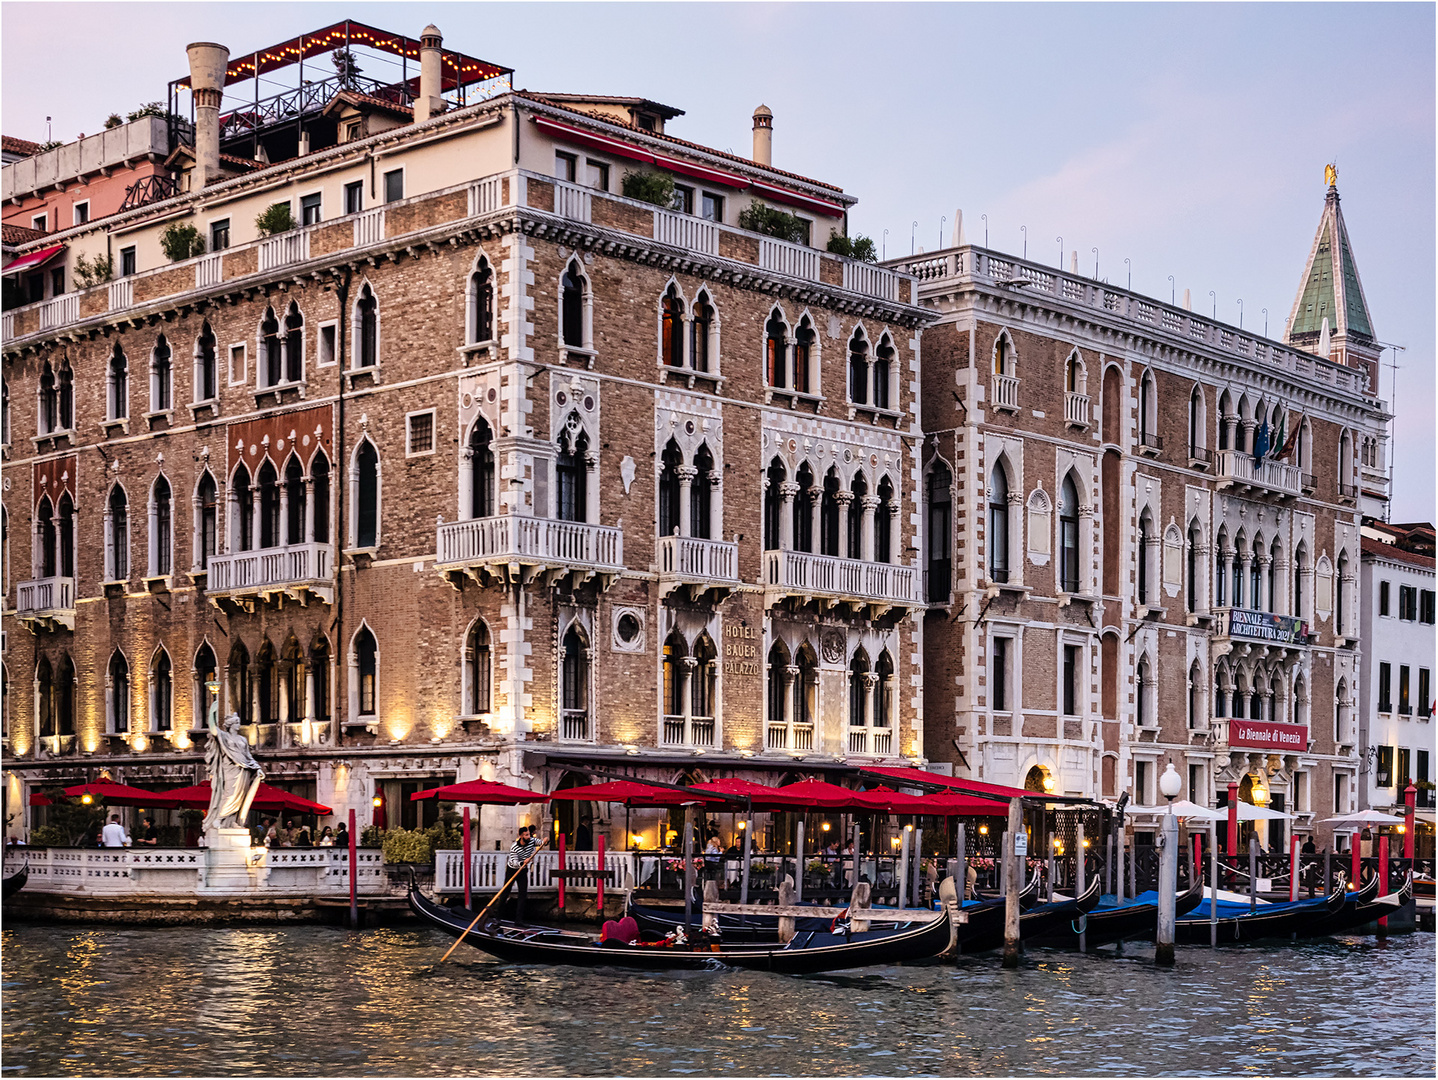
[507,836,539,869]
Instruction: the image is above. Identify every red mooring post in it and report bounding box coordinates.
[596,832,606,916]
[348,807,359,929]
[557,831,567,913]
[1378,834,1390,934]
[1403,783,1417,861]
[1351,831,1362,892]
[1193,833,1202,885]
[1289,834,1300,902]
[462,806,472,911]
[1226,781,1240,886]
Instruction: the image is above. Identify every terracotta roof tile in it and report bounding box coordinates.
[1362,535,1435,570]
[2,134,43,157]
[2,223,47,244]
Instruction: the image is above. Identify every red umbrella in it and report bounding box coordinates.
[690,777,815,809]
[28,792,52,806]
[547,780,723,808]
[410,778,548,805]
[917,790,1011,817]
[769,779,863,809]
[851,785,934,813]
[62,781,181,808]
[163,782,332,816]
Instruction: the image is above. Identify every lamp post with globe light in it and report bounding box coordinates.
[1156,760,1183,966]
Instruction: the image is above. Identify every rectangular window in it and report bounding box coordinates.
[1293,771,1306,813]
[1397,747,1411,789]
[32,213,46,232]
[793,217,812,245]
[1062,644,1078,717]
[406,410,435,457]
[26,273,43,304]
[120,246,136,277]
[1399,665,1412,714]
[1379,580,1391,616]
[228,343,247,386]
[1399,585,1418,621]
[343,181,364,216]
[317,322,337,367]
[671,184,694,214]
[1420,669,1431,718]
[1379,662,1392,712]
[701,191,724,222]
[300,192,322,226]
[210,218,230,251]
[73,201,90,226]
[1422,590,1436,624]
[382,169,404,204]
[51,266,64,296]
[992,637,1009,712]
[1376,746,1394,787]
[1333,774,1346,814]
[554,151,577,183]
[344,120,363,142]
[1188,764,1204,805]
[1135,760,1150,805]
[585,160,609,191]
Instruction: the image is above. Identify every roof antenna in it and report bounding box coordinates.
[46,116,52,142]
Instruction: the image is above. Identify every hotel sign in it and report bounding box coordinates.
[1228,608,1308,645]
[1229,719,1309,753]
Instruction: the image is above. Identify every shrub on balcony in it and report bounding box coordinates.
[826,230,877,263]
[29,824,70,847]
[126,102,166,122]
[620,170,676,208]
[382,827,435,865]
[738,201,809,244]
[160,222,205,262]
[104,114,124,130]
[359,824,385,848]
[73,253,114,289]
[255,202,295,237]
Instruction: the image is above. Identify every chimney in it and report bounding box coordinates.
[186,41,230,189]
[414,24,444,123]
[752,105,773,166]
[1183,288,1192,311]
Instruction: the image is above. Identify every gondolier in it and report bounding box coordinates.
[503,825,539,923]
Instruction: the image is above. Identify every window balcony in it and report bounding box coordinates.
[848,727,894,757]
[763,549,918,615]
[1064,391,1091,428]
[990,373,1020,413]
[436,513,623,589]
[766,722,814,752]
[662,715,715,749]
[1138,430,1164,456]
[1211,605,1310,661]
[1214,450,1302,500]
[16,575,76,631]
[560,709,591,742]
[657,535,739,602]
[205,542,334,606]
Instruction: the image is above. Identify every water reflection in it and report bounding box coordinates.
[2,925,1433,1076]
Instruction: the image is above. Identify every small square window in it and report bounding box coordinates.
[585,160,609,191]
[317,322,337,367]
[210,218,230,251]
[383,169,404,204]
[345,120,363,143]
[406,411,435,456]
[344,181,364,216]
[554,151,577,183]
[300,193,322,226]
[228,343,247,386]
[701,192,724,222]
[120,247,136,277]
[51,266,64,296]
[73,202,90,226]
[671,184,694,214]
[31,214,47,232]
[1379,580,1391,616]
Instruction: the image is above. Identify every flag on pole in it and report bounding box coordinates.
[1275,413,1303,461]
[1254,419,1270,459]
[1272,408,1287,461]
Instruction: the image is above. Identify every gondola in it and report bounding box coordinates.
[1173,880,1347,944]
[954,876,1103,953]
[2,861,27,900]
[408,883,956,974]
[1029,876,1207,948]
[1301,871,1412,937]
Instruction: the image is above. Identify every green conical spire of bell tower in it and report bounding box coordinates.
[1286,164,1376,353]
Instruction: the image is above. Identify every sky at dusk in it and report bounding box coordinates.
[4,2,1432,520]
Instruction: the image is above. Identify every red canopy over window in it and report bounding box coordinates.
[2,244,64,277]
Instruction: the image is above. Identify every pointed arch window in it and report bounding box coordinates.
[465,621,492,716]
[2,377,10,445]
[1232,541,1245,608]
[993,332,1010,375]
[1187,521,1202,613]
[560,625,590,740]
[261,307,282,387]
[232,465,253,552]
[848,329,869,405]
[875,476,895,563]
[661,285,685,367]
[57,360,73,429]
[795,463,817,553]
[258,461,280,549]
[106,484,129,580]
[848,648,871,730]
[195,643,218,729]
[794,646,818,733]
[355,627,378,717]
[873,335,893,410]
[1293,544,1308,620]
[556,421,589,523]
[691,633,717,731]
[765,312,788,388]
[312,454,330,544]
[1336,552,1349,635]
[1189,386,1205,457]
[793,316,814,394]
[766,641,790,734]
[310,637,331,727]
[469,258,494,344]
[659,439,683,537]
[927,463,953,603]
[988,464,1009,584]
[151,333,173,411]
[108,344,129,420]
[1187,661,1204,730]
[561,262,586,350]
[1138,370,1157,448]
[663,631,688,720]
[692,444,715,540]
[874,650,894,734]
[150,475,172,576]
[1137,511,1152,605]
[356,285,378,368]
[151,650,173,732]
[196,322,218,402]
[763,459,785,551]
[256,641,278,726]
[108,651,130,734]
[285,457,306,545]
[284,302,304,383]
[847,472,867,560]
[468,419,495,519]
[229,641,252,725]
[38,497,56,578]
[690,291,714,373]
[355,440,379,547]
[1136,653,1153,728]
[58,493,75,578]
[39,361,57,434]
[1058,473,1080,593]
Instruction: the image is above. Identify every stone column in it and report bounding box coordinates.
[779,482,799,550]
[677,465,697,538]
[680,656,698,741]
[1254,554,1270,612]
[584,450,600,525]
[458,447,474,520]
[834,491,854,557]
[278,482,290,549]
[783,665,799,730]
[1240,419,1256,456]
[861,672,878,731]
[303,477,315,546]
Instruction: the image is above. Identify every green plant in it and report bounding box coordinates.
[255,202,294,237]
[29,824,70,847]
[126,102,165,122]
[72,253,114,289]
[159,222,205,262]
[104,114,124,130]
[621,170,676,208]
[738,201,809,244]
[826,230,878,263]
[359,824,385,848]
[36,140,62,153]
[332,48,362,87]
[39,789,107,845]
[382,827,436,864]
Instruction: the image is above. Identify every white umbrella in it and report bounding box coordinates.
[1321,809,1406,825]
[1129,800,1225,820]
[1233,802,1291,821]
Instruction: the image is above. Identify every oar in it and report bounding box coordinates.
[438,837,550,964]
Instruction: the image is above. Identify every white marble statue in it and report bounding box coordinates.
[203,709,265,832]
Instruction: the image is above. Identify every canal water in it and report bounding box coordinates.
[1,924,1432,1076]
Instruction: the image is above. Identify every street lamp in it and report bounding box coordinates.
[1124,257,1131,289]
[981,213,988,247]
[1251,777,1269,806]
[1160,761,1182,812]
[1042,774,1056,794]
[1091,246,1099,278]
[1168,275,1175,304]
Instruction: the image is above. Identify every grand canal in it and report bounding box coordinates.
[1,924,1432,1076]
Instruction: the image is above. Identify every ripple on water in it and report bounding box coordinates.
[0,925,1433,1076]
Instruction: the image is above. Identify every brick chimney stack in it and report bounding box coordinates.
[752,105,773,166]
[415,24,445,123]
[186,41,230,189]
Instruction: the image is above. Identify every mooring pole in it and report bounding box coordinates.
[683,814,695,928]
[1289,834,1300,903]
[1115,829,1125,904]
[1209,823,1218,949]
[1156,809,1177,967]
[897,826,910,910]
[462,806,472,911]
[739,816,752,905]
[794,818,806,903]
[596,832,606,916]
[1002,797,1023,968]
[557,831,567,914]
[1248,837,1258,913]
[1377,833,1391,936]
[955,823,967,902]
[1076,821,1087,953]
[348,807,358,929]
[1046,830,1056,902]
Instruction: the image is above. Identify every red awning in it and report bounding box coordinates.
[162,782,332,815]
[851,786,934,813]
[410,778,547,805]
[690,778,817,810]
[765,779,862,809]
[547,780,723,809]
[61,781,181,808]
[2,243,64,277]
[858,765,1092,805]
[918,791,1014,817]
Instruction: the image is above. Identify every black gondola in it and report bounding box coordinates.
[954,876,1103,953]
[2,861,28,900]
[408,883,956,974]
[1301,871,1411,937]
[1029,876,1207,948]
[1173,880,1347,944]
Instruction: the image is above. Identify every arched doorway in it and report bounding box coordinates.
[553,771,593,851]
[1237,771,1269,849]
[1024,765,1052,793]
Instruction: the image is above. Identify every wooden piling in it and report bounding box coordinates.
[1002,797,1022,969]
[777,876,796,943]
[1076,821,1087,953]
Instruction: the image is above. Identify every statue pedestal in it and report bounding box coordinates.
[202,827,265,892]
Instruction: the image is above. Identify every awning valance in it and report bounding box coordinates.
[2,243,64,277]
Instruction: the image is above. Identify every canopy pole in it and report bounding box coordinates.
[955,823,966,903]
[1076,821,1086,953]
[683,810,695,928]
[740,811,752,905]
[897,825,909,910]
